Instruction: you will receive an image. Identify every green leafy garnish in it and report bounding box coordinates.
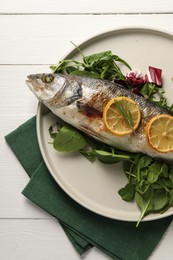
[136,82,173,111]
[53,125,87,152]
[50,44,173,110]
[49,120,173,226]
[93,149,131,164]
[49,46,173,225]
[49,121,132,162]
[118,183,135,201]
[121,155,173,226]
[50,44,131,81]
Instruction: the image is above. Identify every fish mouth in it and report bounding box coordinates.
[25,78,32,88]
[26,75,37,87]
[26,74,38,83]
[26,77,34,90]
[26,75,42,92]
[27,74,41,81]
[26,74,33,83]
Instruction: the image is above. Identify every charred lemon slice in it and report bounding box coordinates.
[146,114,173,153]
[103,96,141,136]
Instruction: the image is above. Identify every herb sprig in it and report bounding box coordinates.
[115,101,134,129]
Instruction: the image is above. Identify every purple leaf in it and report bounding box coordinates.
[126,69,145,87]
[145,66,162,86]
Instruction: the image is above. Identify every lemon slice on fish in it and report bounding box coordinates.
[103,96,141,136]
[146,114,173,153]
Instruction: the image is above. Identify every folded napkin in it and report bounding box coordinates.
[5,116,173,260]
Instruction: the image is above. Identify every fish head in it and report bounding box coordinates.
[26,73,83,108]
[26,73,66,102]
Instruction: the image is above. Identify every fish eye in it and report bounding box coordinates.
[41,74,54,83]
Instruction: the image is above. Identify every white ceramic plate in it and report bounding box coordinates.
[36,27,173,222]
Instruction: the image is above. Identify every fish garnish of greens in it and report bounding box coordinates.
[26,45,173,225]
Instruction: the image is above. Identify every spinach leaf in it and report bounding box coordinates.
[93,149,130,164]
[121,153,173,226]
[118,183,135,201]
[152,190,168,211]
[136,155,153,181]
[147,161,162,184]
[80,150,96,162]
[169,168,173,184]
[135,189,153,227]
[136,155,153,169]
[53,125,87,152]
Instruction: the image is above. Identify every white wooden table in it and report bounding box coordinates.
[1,1,173,259]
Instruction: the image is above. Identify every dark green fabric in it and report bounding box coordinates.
[5,116,92,255]
[5,116,173,260]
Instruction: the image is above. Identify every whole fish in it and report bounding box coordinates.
[26,73,173,162]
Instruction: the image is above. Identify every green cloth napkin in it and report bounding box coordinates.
[5,116,173,260]
[5,116,91,255]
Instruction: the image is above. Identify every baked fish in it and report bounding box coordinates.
[26,73,173,162]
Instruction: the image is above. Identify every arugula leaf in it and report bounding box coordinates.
[84,51,112,65]
[168,103,173,112]
[70,70,101,79]
[50,46,131,81]
[140,83,157,100]
[50,59,83,74]
[135,189,153,227]
[121,153,173,225]
[140,82,173,110]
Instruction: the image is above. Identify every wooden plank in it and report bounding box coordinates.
[0,174,52,218]
[0,219,84,260]
[1,116,37,178]
[0,219,172,260]
[0,66,47,116]
[1,15,173,64]
[0,0,173,14]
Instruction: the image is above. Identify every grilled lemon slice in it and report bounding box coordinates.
[103,96,141,136]
[146,114,173,153]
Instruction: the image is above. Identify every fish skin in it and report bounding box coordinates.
[26,73,173,162]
